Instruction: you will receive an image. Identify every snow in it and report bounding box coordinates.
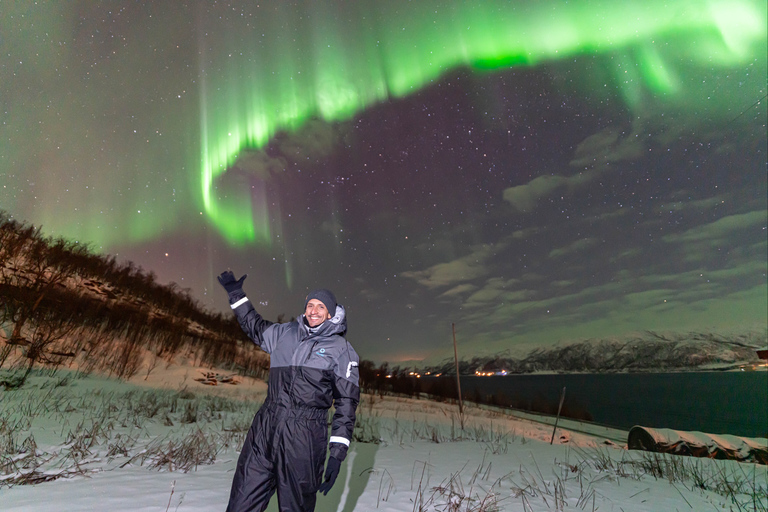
[1,364,765,511]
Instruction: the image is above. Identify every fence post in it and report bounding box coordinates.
[550,386,566,444]
[452,323,463,419]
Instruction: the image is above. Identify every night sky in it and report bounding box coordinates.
[2,1,766,363]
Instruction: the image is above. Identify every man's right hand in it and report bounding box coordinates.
[217,271,247,293]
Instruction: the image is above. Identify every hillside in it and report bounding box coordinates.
[0,212,269,386]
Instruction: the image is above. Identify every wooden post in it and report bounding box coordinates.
[550,386,566,444]
[452,323,463,417]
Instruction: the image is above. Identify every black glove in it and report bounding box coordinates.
[317,456,341,495]
[217,271,247,293]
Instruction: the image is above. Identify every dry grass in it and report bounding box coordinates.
[0,370,256,486]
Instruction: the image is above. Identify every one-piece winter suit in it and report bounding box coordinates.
[224,289,360,512]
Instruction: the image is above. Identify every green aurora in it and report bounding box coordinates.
[199,0,766,245]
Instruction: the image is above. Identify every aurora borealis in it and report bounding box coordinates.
[200,0,765,246]
[1,1,766,362]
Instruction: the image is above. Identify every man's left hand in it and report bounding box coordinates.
[318,456,341,495]
[217,270,247,293]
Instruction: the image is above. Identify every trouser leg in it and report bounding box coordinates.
[275,417,327,512]
[226,411,276,512]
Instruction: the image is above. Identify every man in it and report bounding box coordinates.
[218,271,360,512]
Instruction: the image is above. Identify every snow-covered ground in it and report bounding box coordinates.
[1,364,765,511]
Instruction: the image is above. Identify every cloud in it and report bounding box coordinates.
[705,259,767,281]
[465,287,531,310]
[275,118,344,161]
[663,210,766,244]
[231,150,287,179]
[401,243,500,289]
[569,127,644,167]
[470,283,768,357]
[502,167,604,212]
[548,237,599,259]
[611,247,641,262]
[502,127,646,212]
[446,276,526,312]
[661,209,767,264]
[503,173,587,212]
[230,118,344,180]
[463,277,521,307]
[440,283,478,297]
[462,261,757,331]
[654,196,726,214]
[512,227,540,239]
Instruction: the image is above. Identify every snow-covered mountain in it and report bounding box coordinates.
[420,330,766,375]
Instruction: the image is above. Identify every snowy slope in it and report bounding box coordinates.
[1,365,765,512]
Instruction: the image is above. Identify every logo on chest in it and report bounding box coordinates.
[315,348,327,357]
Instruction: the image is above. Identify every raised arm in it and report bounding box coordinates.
[217,271,275,351]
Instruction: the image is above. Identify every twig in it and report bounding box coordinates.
[670,482,692,509]
[165,479,176,512]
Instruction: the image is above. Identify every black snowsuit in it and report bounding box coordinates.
[224,290,360,512]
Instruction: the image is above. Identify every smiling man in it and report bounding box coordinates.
[217,272,360,512]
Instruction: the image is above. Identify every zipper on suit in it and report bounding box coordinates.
[305,340,319,362]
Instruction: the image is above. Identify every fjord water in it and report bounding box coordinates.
[460,371,767,437]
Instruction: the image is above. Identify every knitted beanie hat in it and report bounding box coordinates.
[304,289,337,318]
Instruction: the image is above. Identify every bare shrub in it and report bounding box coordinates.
[575,446,768,509]
[127,428,221,472]
[353,413,381,444]
[0,212,268,381]
[181,401,198,424]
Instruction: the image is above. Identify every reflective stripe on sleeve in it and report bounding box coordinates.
[230,297,249,309]
[329,436,350,446]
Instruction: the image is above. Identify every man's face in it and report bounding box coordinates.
[305,299,331,327]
